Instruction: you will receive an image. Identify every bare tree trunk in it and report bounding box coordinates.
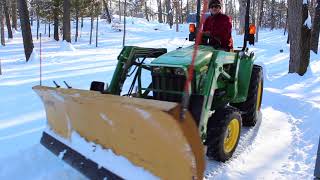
[118,0,121,21]
[30,2,34,26]
[311,0,320,53]
[251,0,256,25]
[36,10,39,39]
[157,0,163,23]
[270,0,276,30]
[89,16,93,44]
[284,8,288,35]
[75,0,79,42]
[288,0,311,75]
[96,15,98,47]
[144,1,149,21]
[36,1,40,40]
[18,0,34,61]
[166,0,173,29]
[102,0,111,24]
[53,0,59,41]
[259,0,264,27]
[89,2,94,45]
[186,0,189,18]
[63,0,71,42]
[11,0,17,30]
[179,0,182,23]
[4,1,13,39]
[123,0,126,47]
[174,0,178,32]
[255,0,263,42]
[239,0,246,34]
[1,5,5,46]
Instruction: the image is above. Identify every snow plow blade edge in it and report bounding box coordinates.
[33,85,205,180]
[40,131,124,179]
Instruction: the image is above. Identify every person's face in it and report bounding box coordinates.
[209,4,221,15]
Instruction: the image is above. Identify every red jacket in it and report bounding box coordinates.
[203,13,233,51]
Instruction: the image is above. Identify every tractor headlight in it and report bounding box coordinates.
[174,68,185,76]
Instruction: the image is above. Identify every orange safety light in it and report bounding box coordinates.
[249,24,256,35]
[189,23,196,33]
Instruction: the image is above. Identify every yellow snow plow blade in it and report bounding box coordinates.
[33,85,205,180]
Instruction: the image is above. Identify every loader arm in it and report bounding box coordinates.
[108,46,167,95]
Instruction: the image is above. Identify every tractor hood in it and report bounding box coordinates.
[151,45,215,71]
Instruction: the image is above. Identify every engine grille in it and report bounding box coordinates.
[151,71,186,102]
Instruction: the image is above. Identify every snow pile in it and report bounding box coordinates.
[46,129,159,180]
[58,41,76,52]
[28,49,40,64]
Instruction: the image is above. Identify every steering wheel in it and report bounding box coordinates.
[201,32,222,49]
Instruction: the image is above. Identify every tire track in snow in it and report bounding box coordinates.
[205,107,293,179]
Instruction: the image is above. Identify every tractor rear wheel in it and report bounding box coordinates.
[232,65,263,126]
[206,107,242,162]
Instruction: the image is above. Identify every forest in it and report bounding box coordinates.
[0,0,319,76]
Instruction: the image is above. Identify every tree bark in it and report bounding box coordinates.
[311,0,320,53]
[186,0,189,20]
[118,0,121,21]
[123,0,126,47]
[53,0,59,41]
[166,0,173,29]
[1,5,5,46]
[144,1,149,21]
[255,0,263,42]
[96,15,98,47]
[4,0,13,39]
[288,0,311,75]
[251,0,256,25]
[89,3,94,45]
[239,0,246,34]
[36,1,39,40]
[75,0,79,42]
[36,11,39,39]
[17,0,34,61]
[81,16,83,28]
[102,0,111,24]
[157,0,163,23]
[63,0,71,42]
[174,0,178,32]
[11,0,17,30]
[270,0,276,30]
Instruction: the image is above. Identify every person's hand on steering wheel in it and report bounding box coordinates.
[201,31,222,49]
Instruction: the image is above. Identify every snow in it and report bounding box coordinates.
[46,129,159,180]
[304,12,312,29]
[0,17,319,179]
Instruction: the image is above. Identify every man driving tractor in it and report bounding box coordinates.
[203,0,233,51]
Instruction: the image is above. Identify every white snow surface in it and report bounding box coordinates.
[0,17,319,179]
[304,12,312,29]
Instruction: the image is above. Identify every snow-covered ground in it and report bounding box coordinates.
[0,17,319,179]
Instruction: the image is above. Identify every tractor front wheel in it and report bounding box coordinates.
[206,107,242,162]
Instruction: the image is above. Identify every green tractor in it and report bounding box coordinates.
[33,0,262,179]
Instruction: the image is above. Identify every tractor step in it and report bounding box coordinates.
[41,132,124,180]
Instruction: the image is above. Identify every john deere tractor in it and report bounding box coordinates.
[33,0,262,179]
